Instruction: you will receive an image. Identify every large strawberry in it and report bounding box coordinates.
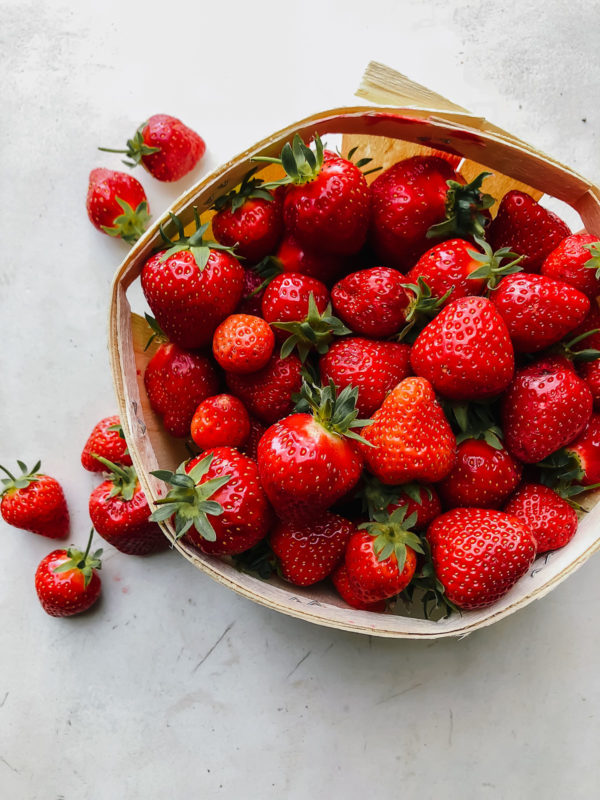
[225,352,302,424]
[1,460,69,539]
[359,377,456,485]
[410,296,514,400]
[504,483,578,554]
[190,394,251,450]
[331,267,414,338]
[35,530,102,617]
[141,211,244,349]
[81,415,132,473]
[212,313,274,375]
[427,508,537,609]
[86,168,150,243]
[541,233,600,299]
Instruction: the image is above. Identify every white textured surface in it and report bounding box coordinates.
[1,1,600,797]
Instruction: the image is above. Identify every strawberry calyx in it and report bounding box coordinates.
[158,207,237,271]
[397,277,452,341]
[426,172,495,241]
[342,145,382,176]
[400,538,459,619]
[150,454,232,541]
[98,122,161,168]
[93,455,138,501]
[253,133,325,187]
[232,539,277,579]
[358,506,424,571]
[556,328,600,364]
[536,451,600,510]
[466,237,524,291]
[295,379,373,445]
[441,400,504,449]
[212,168,274,212]
[53,529,103,588]
[0,459,42,495]
[100,196,151,244]
[244,255,284,300]
[143,313,168,351]
[274,293,351,363]
[583,241,600,278]
[357,474,430,520]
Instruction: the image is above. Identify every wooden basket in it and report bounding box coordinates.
[108,63,600,639]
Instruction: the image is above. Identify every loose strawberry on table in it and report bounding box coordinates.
[541,233,600,299]
[81,415,132,473]
[1,460,69,540]
[226,352,302,425]
[190,394,251,450]
[86,168,150,244]
[504,483,578,554]
[35,530,102,617]
[212,314,274,375]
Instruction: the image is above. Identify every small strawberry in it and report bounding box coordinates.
[212,313,275,375]
[1,460,69,539]
[331,564,387,612]
[504,483,578,553]
[99,114,205,182]
[261,272,329,333]
[226,352,302,424]
[410,296,514,400]
[89,457,167,555]
[81,415,132,473]
[275,232,346,285]
[86,168,150,243]
[358,473,441,530]
[240,417,268,461]
[427,508,537,609]
[562,413,600,486]
[541,233,600,299]
[331,267,414,338]
[237,267,266,316]
[569,304,600,408]
[190,394,251,450]
[487,190,570,273]
[270,513,355,586]
[35,530,102,617]
[359,377,456,485]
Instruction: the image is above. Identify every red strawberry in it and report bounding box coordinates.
[257,382,366,522]
[89,457,167,555]
[490,273,590,353]
[359,377,456,485]
[86,168,150,243]
[563,413,600,485]
[437,439,522,509]
[504,483,578,553]
[81,415,132,473]
[240,417,267,461]
[319,337,411,417]
[487,190,570,273]
[270,513,355,586]
[569,304,600,408]
[212,313,274,375]
[144,342,219,438]
[501,360,593,463]
[331,267,414,338]
[276,232,345,285]
[190,394,251,450]
[151,448,272,555]
[1,460,69,539]
[541,233,600,299]
[261,272,329,332]
[226,352,302,424]
[331,564,386,612]
[141,212,244,350]
[255,134,369,255]
[237,267,266,316]
[100,114,205,182]
[369,157,493,271]
[427,508,537,609]
[360,475,441,531]
[410,296,514,400]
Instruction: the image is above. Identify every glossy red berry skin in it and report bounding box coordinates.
[81,416,132,473]
[331,564,387,612]
[138,114,205,182]
[237,268,266,317]
[35,551,101,617]
[276,233,346,285]
[564,413,600,485]
[541,233,600,299]
[212,314,274,375]
[86,168,149,242]
[1,475,69,540]
[240,417,268,461]
[331,267,413,338]
[345,530,418,603]
[190,394,251,450]
[261,273,329,331]
[212,193,283,264]
[89,481,167,556]
[504,483,578,554]
[405,238,486,305]
[387,485,442,530]
[226,353,302,425]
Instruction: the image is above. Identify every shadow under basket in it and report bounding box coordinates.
[108,63,600,639]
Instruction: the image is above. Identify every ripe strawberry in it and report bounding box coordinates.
[190,394,251,450]
[86,168,150,243]
[541,233,600,299]
[331,267,414,338]
[35,530,102,617]
[501,360,593,463]
[563,413,600,485]
[437,439,522,509]
[255,134,369,255]
[270,512,355,586]
[212,171,283,263]
[261,272,329,332]
[99,114,205,182]
[410,296,514,400]
[89,457,167,555]
[490,273,590,353]
[144,342,219,438]
[226,352,302,424]
[151,448,272,555]
[319,337,411,417]
[275,232,345,285]
[504,483,578,553]
[1,460,69,539]
[427,508,537,609]
[359,377,456,485]
[81,415,132,473]
[369,157,493,271]
[568,304,600,408]
[359,474,441,530]
[257,382,366,522]
[212,314,274,375]
[331,564,386,612]
[237,267,266,316]
[487,190,570,273]
[240,417,267,461]
[141,211,244,349]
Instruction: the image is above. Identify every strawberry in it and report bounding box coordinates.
[144,342,219,438]
[35,530,102,617]
[568,304,600,408]
[541,233,600,299]
[359,474,441,530]
[211,171,284,263]
[359,377,456,485]
[141,211,244,350]
[331,564,386,612]
[490,273,590,353]
[270,512,355,586]
[237,267,266,316]
[99,114,205,182]
[257,382,367,522]
[319,337,411,417]
[226,352,302,424]
[427,508,537,609]
[331,267,414,338]
[240,417,267,461]
[254,134,369,255]
[504,483,578,553]
[81,415,132,473]
[563,413,600,485]
[86,168,150,243]
[501,360,593,463]
[261,272,329,333]
[275,232,345,285]
[369,157,493,271]
[487,190,570,273]
[410,296,514,400]
[89,457,167,555]
[190,394,251,450]
[151,448,272,555]
[1,460,69,539]
[212,313,274,374]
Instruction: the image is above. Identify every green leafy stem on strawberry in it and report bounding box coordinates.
[426,172,495,241]
[211,167,275,213]
[158,207,238,271]
[292,379,373,445]
[440,399,504,449]
[252,133,325,187]
[53,528,103,588]
[274,293,351,363]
